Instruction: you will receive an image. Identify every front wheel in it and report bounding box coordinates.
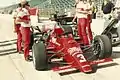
[32,42,48,71]
[93,35,112,59]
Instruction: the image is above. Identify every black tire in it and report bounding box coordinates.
[32,42,48,71]
[30,32,34,49]
[94,35,112,59]
[106,32,112,42]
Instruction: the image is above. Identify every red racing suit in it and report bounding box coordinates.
[12,7,22,52]
[87,14,93,42]
[17,8,31,59]
[76,1,90,45]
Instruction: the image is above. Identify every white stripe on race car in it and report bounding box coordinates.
[56,68,77,73]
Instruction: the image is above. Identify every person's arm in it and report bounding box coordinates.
[13,18,17,33]
[12,10,17,32]
[76,8,88,14]
[72,14,77,23]
[86,4,92,14]
[16,11,30,24]
[16,17,29,24]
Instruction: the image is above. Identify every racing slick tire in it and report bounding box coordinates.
[30,32,34,49]
[32,42,48,71]
[94,35,112,59]
[106,32,112,42]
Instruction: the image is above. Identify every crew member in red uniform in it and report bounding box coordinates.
[12,3,22,53]
[73,0,90,45]
[86,0,93,43]
[16,2,32,61]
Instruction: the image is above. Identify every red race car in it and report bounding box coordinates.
[31,22,112,74]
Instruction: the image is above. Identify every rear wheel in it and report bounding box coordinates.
[32,42,48,71]
[93,35,112,59]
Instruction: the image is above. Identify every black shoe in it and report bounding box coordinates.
[25,55,33,62]
[19,51,23,54]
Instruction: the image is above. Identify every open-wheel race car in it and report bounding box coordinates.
[101,17,120,47]
[101,7,120,47]
[31,21,113,74]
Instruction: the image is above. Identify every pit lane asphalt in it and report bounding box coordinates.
[0,14,120,80]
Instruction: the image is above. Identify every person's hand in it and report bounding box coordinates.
[72,20,75,24]
[72,21,76,25]
[72,19,76,24]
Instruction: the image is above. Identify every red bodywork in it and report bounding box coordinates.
[45,28,113,73]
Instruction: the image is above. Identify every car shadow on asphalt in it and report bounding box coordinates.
[97,62,119,69]
[96,51,120,71]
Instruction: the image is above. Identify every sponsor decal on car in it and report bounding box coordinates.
[67,47,86,62]
[67,47,80,55]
